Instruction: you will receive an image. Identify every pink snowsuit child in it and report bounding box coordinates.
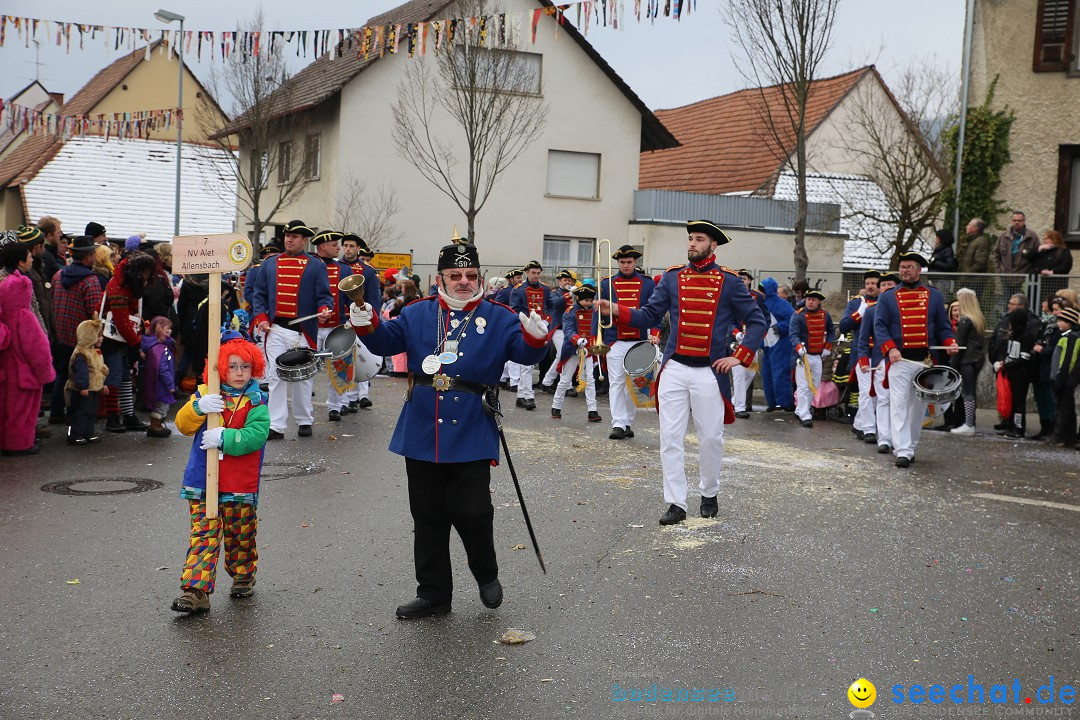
[0,272,56,455]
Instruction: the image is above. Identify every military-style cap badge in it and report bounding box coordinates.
[686,220,732,246]
[611,244,642,260]
[283,219,316,238]
[437,242,479,270]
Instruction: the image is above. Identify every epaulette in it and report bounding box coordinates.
[795,307,806,315]
[665,264,684,272]
[718,264,740,275]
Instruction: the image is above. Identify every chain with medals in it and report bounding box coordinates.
[421,304,486,384]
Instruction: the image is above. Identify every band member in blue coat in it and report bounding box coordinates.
[550,284,603,423]
[596,246,658,440]
[510,261,553,410]
[873,252,958,467]
[838,270,881,440]
[598,220,766,525]
[250,219,333,439]
[348,242,550,619]
[730,270,763,418]
[540,270,577,392]
[856,271,898,451]
[340,234,383,412]
[789,290,836,427]
[497,267,524,389]
[761,277,795,411]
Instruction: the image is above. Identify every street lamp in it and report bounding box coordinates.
[155,9,185,238]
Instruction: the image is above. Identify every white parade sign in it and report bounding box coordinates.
[172,233,253,274]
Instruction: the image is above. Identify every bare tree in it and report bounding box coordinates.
[333,172,402,251]
[835,64,955,267]
[194,12,314,246]
[391,0,548,244]
[723,0,840,281]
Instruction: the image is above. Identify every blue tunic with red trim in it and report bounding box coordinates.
[789,308,836,355]
[873,281,955,359]
[249,251,333,349]
[355,296,548,463]
[596,271,655,343]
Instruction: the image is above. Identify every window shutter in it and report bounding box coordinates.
[1033,0,1075,72]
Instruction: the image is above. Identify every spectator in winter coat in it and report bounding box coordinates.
[141,316,177,439]
[928,229,958,272]
[959,218,992,274]
[0,261,55,456]
[1023,229,1073,297]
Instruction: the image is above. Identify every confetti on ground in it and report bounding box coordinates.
[66,579,81,585]
[628,524,644,528]
[328,435,337,441]
[511,544,526,551]
[331,693,344,703]
[500,629,536,645]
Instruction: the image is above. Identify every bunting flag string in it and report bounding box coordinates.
[0,0,694,63]
[0,100,179,142]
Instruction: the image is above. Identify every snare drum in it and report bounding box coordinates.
[912,365,962,404]
[275,347,320,382]
[623,340,661,409]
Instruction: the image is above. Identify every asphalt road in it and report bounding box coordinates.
[1,377,1077,720]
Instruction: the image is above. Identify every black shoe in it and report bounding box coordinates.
[268,429,285,440]
[609,427,626,440]
[877,443,891,454]
[516,398,528,408]
[895,456,911,468]
[853,428,865,440]
[396,597,451,619]
[105,416,126,433]
[801,419,813,428]
[67,437,88,446]
[659,504,686,525]
[993,421,1010,431]
[588,410,602,422]
[123,414,149,431]
[565,388,578,398]
[538,383,555,394]
[1,446,40,456]
[551,408,561,419]
[86,435,102,444]
[863,433,877,444]
[623,426,634,438]
[479,579,503,609]
[358,397,373,409]
[329,410,341,422]
[766,406,779,412]
[507,385,518,393]
[700,495,718,518]
[783,406,796,413]
[734,411,750,419]
[298,425,313,437]
[1006,429,1025,439]
[346,401,359,414]
[525,399,536,411]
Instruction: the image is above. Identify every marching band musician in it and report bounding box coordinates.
[596,245,658,440]
[510,260,553,411]
[347,242,550,619]
[731,269,764,418]
[838,270,881,441]
[789,289,836,428]
[873,252,958,468]
[497,268,524,391]
[857,271,899,453]
[539,270,578,393]
[550,284,603,423]
[597,220,766,526]
[341,233,382,412]
[312,231,354,422]
[250,219,333,440]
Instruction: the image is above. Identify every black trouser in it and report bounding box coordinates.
[405,457,497,603]
[1006,366,1032,431]
[50,342,75,420]
[68,391,99,441]
[1054,386,1077,444]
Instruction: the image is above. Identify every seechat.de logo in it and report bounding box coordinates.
[848,678,877,718]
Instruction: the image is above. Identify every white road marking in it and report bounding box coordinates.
[972,492,1080,513]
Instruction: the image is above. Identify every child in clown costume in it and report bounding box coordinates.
[170,331,270,614]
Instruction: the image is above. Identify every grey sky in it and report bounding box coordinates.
[1,0,964,114]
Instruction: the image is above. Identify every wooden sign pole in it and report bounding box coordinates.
[205,277,222,520]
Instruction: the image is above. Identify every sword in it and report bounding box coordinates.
[489,394,546,574]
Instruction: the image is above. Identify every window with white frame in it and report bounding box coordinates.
[546,150,600,199]
[453,47,542,94]
[305,134,321,180]
[278,141,292,185]
[543,236,596,278]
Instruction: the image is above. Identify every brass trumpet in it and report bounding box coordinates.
[591,239,613,373]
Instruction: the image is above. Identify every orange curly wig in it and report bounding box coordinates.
[201,338,266,384]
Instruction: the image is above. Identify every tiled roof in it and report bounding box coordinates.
[640,67,872,196]
[22,137,236,241]
[62,41,161,117]
[223,0,677,151]
[772,171,930,269]
[0,133,64,188]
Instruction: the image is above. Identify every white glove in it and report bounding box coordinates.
[348,302,373,327]
[200,426,225,450]
[196,393,224,415]
[519,309,549,340]
[735,331,745,344]
[856,299,868,317]
[822,348,832,359]
[576,337,588,348]
[798,346,807,358]
[993,361,1003,373]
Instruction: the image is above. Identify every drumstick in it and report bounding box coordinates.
[930,346,966,350]
[287,311,322,326]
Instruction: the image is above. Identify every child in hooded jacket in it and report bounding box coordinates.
[141,316,176,438]
[169,332,269,614]
[67,315,109,444]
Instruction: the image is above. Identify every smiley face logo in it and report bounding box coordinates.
[848,678,876,708]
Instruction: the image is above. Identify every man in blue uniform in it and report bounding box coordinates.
[550,284,602,423]
[348,242,550,619]
[838,270,881,440]
[789,289,836,428]
[510,260,553,410]
[874,252,958,467]
[598,220,766,525]
[340,233,383,412]
[497,268,524,390]
[856,271,898,451]
[539,270,577,393]
[731,269,764,418]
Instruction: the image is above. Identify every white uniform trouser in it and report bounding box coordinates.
[658,361,725,511]
[551,353,597,412]
[606,339,639,429]
[265,325,315,432]
[317,327,347,412]
[873,360,891,446]
[731,361,756,413]
[541,329,565,386]
[501,361,521,385]
[793,354,823,421]
[517,363,535,400]
[853,362,876,433]
[887,359,927,460]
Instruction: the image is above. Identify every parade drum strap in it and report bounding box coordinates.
[623,341,660,409]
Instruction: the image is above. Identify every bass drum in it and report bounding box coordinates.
[354,340,383,383]
[275,347,319,383]
[323,325,358,360]
[623,340,661,409]
[912,365,962,404]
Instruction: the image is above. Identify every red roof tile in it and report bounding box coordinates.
[640,67,871,196]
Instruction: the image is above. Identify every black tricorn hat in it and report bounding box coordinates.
[863,269,882,280]
[897,251,928,268]
[555,269,575,280]
[437,242,479,271]
[283,220,316,238]
[686,220,732,246]
[612,244,642,260]
[805,289,826,301]
[737,268,753,279]
[879,271,901,284]
[523,260,542,271]
[312,230,343,245]
[259,242,282,256]
[504,267,523,279]
[571,284,596,299]
[68,235,97,258]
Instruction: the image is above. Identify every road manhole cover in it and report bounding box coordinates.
[41,477,165,496]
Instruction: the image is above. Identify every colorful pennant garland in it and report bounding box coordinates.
[0,99,179,141]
